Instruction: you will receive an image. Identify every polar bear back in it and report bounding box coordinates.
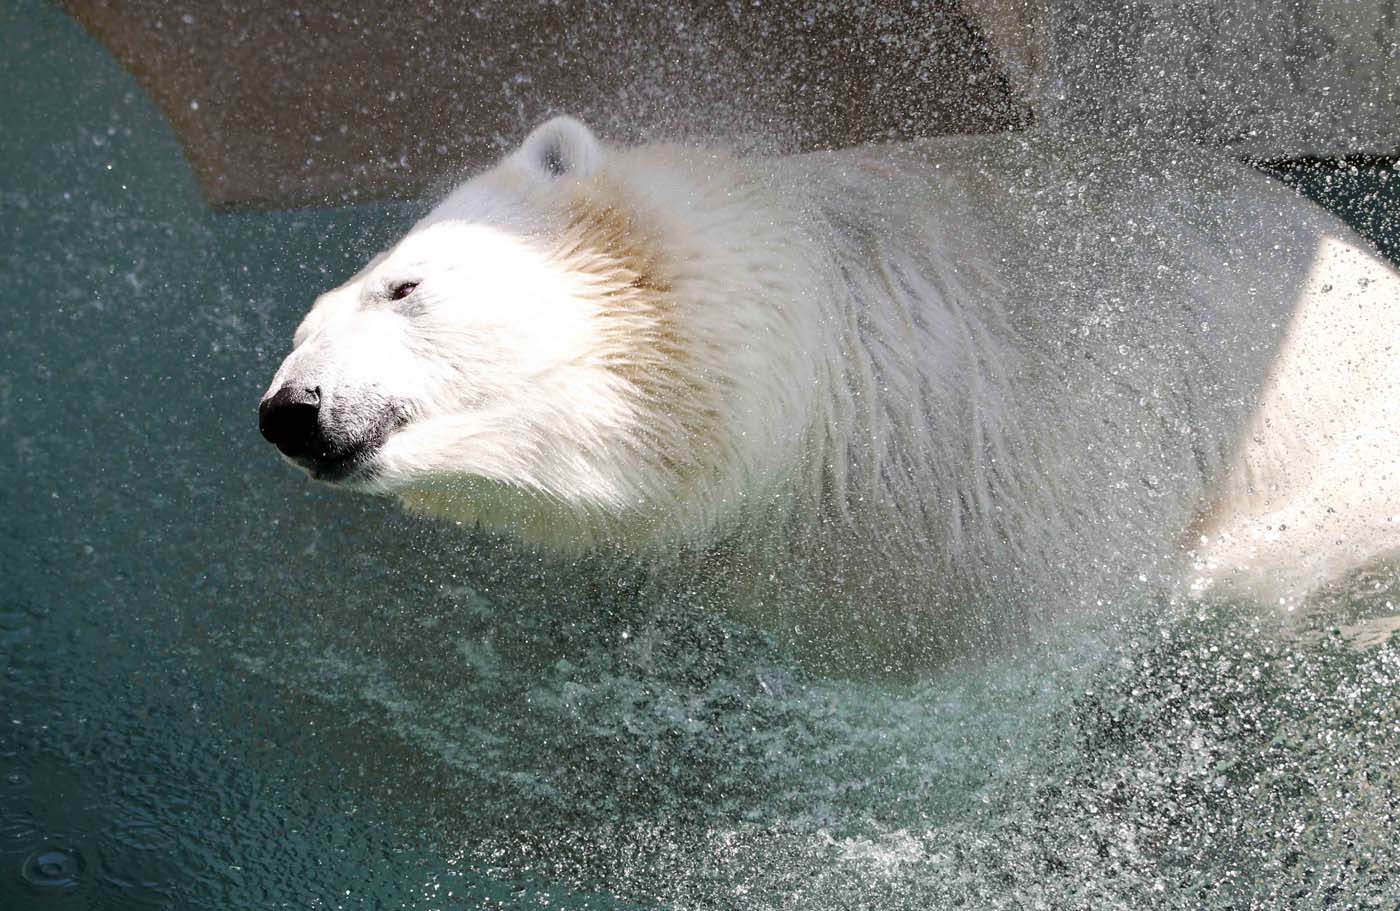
[737,135,1400,619]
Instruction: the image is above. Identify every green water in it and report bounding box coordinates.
[2,3,1398,909]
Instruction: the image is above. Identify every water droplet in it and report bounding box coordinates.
[20,845,85,892]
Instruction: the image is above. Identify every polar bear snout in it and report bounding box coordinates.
[259,382,402,484]
[259,384,322,461]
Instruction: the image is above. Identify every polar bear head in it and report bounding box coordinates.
[260,117,815,551]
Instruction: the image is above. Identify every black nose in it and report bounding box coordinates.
[259,385,322,459]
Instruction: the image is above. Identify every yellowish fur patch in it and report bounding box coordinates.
[548,180,727,526]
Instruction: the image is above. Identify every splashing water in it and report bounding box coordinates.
[3,3,1398,908]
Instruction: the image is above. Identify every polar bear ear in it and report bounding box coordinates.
[514,116,602,180]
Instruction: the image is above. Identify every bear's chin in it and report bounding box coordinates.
[295,446,387,489]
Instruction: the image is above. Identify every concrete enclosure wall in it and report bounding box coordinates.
[61,0,1399,208]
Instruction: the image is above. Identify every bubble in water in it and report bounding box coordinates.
[20,845,85,892]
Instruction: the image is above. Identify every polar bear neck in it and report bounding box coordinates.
[778,173,1055,600]
[713,142,1180,614]
[548,146,1066,595]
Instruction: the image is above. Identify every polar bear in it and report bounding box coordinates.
[261,117,1400,662]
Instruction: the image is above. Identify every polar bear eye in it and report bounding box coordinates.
[388,281,419,301]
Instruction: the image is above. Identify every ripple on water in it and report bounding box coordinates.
[20,845,85,892]
[107,819,176,854]
[0,812,39,845]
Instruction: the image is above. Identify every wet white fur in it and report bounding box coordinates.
[270,118,1400,643]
